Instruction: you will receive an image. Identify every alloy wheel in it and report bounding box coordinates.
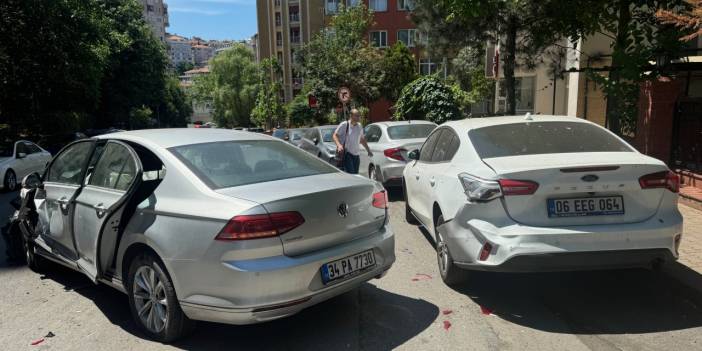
[133,266,168,334]
[7,171,16,191]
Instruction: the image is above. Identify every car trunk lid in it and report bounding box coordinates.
[216,173,385,256]
[481,152,668,227]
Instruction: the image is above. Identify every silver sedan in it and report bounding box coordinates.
[19,129,395,342]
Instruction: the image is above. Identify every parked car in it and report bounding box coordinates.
[18,128,394,342]
[272,128,289,140]
[359,120,437,187]
[403,115,683,285]
[298,125,339,164]
[1,140,52,192]
[288,128,308,147]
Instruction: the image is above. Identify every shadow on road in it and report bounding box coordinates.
[36,263,439,350]
[386,187,404,203]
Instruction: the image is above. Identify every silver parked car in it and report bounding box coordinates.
[359,121,437,187]
[1,140,52,192]
[19,129,395,342]
[288,128,308,147]
[298,125,339,164]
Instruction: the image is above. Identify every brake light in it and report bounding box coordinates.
[498,179,539,195]
[384,147,406,161]
[478,242,493,261]
[639,171,679,193]
[215,212,305,240]
[372,190,388,209]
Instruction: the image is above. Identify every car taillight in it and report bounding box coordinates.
[372,190,388,209]
[215,212,305,240]
[498,179,539,195]
[459,173,502,202]
[384,147,406,161]
[639,170,679,193]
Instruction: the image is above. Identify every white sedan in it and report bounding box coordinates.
[403,115,683,285]
[1,140,52,192]
[359,120,437,186]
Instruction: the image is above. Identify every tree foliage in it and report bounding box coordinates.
[394,76,462,124]
[379,42,418,101]
[191,44,259,128]
[449,46,494,111]
[657,0,702,41]
[298,4,383,113]
[251,58,285,129]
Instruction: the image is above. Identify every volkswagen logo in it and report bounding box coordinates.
[581,174,599,182]
[337,203,349,218]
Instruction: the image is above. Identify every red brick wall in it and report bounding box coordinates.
[633,78,685,163]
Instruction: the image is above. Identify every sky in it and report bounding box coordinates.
[166,0,257,41]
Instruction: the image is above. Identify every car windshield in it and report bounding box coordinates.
[290,130,303,140]
[387,124,436,140]
[272,129,287,138]
[170,140,337,189]
[469,121,634,159]
[0,142,13,157]
[321,128,335,142]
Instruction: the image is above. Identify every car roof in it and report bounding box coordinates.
[443,115,591,131]
[96,128,273,149]
[371,120,437,128]
[315,125,338,129]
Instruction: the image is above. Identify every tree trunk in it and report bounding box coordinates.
[605,0,631,136]
[503,16,518,115]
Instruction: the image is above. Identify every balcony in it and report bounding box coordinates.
[289,13,300,23]
[276,39,283,47]
[290,36,301,45]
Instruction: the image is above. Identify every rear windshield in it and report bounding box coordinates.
[170,140,337,189]
[272,129,287,138]
[387,124,436,140]
[469,121,633,159]
[321,128,335,142]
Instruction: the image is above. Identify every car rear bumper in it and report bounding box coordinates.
[176,226,395,325]
[440,208,683,272]
[379,163,406,186]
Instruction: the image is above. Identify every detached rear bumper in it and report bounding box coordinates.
[440,208,683,272]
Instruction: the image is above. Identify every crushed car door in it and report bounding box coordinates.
[72,140,142,282]
[35,140,96,260]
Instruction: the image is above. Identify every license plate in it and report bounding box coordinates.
[547,196,625,217]
[321,250,376,284]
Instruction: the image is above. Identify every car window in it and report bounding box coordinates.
[387,124,436,140]
[431,129,457,162]
[89,142,137,191]
[15,142,28,156]
[25,143,42,154]
[365,126,381,143]
[170,140,338,189]
[272,129,288,139]
[469,121,634,159]
[419,129,443,162]
[47,141,94,185]
[321,128,336,143]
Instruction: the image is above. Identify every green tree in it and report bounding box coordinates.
[449,46,494,113]
[157,76,192,127]
[287,93,319,127]
[175,61,195,75]
[379,42,418,101]
[298,4,383,114]
[394,76,462,124]
[252,58,285,129]
[191,43,259,128]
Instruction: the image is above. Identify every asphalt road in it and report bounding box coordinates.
[2,189,702,350]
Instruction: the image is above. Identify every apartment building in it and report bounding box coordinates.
[167,34,194,67]
[138,0,169,43]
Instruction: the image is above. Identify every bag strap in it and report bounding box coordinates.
[343,120,349,149]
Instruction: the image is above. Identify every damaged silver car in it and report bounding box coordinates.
[12,129,395,342]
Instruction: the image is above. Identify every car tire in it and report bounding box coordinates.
[23,237,44,273]
[127,253,194,343]
[435,214,469,286]
[3,169,17,192]
[403,179,419,225]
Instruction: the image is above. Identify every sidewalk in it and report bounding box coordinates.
[662,203,702,292]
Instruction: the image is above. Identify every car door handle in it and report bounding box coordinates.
[430,177,436,187]
[93,203,106,217]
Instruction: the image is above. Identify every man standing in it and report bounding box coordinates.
[333,108,373,174]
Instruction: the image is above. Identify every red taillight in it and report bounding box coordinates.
[639,170,679,193]
[372,190,388,209]
[383,147,406,161]
[478,242,493,261]
[498,179,539,196]
[215,212,305,240]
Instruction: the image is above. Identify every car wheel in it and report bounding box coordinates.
[435,215,469,286]
[127,253,194,343]
[403,178,419,225]
[3,169,17,192]
[23,237,44,273]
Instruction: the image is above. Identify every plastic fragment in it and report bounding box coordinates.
[45,331,55,338]
[443,320,452,330]
[30,338,44,346]
[442,309,453,315]
[480,306,493,315]
[411,273,432,281]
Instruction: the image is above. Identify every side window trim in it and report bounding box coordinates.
[419,129,443,163]
[44,140,97,185]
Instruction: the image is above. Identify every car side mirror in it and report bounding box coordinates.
[408,149,420,160]
[16,152,27,159]
[22,173,42,189]
[313,137,319,145]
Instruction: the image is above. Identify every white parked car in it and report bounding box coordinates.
[403,116,683,285]
[359,121,437,187]
[1,140,52,192]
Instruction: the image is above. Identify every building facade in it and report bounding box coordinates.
[167,34,194,67]
[192,44,215,67]
[139,0,169,43]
